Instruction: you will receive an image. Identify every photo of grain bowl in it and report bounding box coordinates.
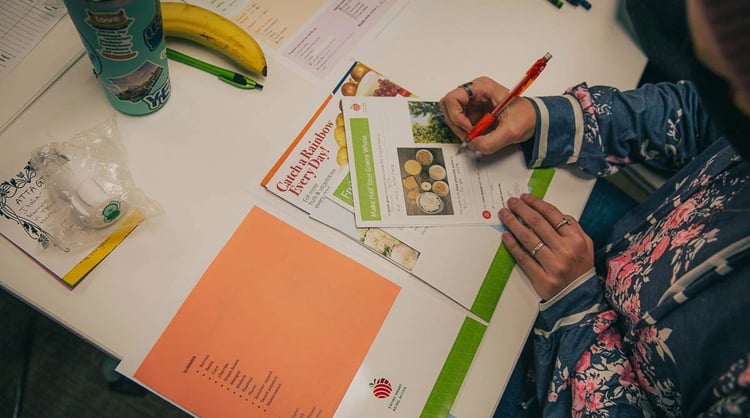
[408,101,462,144]
[396,147,454,216]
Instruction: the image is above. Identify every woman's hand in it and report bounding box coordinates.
[498,193,594,301]
[439,76,537,155]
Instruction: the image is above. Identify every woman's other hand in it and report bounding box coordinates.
[498,193,595,301]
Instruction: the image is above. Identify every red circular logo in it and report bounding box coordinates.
[482,210,491,219]
[370,378,392,399]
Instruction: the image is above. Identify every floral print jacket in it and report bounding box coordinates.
[523,81,750,417]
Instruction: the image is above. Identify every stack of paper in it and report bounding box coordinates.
[262,62,555,321]
[127,206,486,417]
[127,61,553,417]
[0,2,84,135]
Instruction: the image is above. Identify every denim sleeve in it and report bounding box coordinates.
[521,81,722,177]
[533,274,650,417]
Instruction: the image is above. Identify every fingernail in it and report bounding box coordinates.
[507,197,519,206]
[498,208,510,218]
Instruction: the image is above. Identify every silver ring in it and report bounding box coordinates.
[459,82,474,99]
[554,217,571,231]
[530,241,545,257]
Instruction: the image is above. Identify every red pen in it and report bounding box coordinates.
[461,52,552,149]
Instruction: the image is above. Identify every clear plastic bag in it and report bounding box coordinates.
[30,116,162,251]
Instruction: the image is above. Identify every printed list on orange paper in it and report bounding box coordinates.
[135,206,400,418]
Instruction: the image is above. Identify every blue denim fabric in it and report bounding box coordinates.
[578,178,639,251]
[493,333,539,418]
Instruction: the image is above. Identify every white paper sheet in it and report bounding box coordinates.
[188,0,400,80]
[0,0,66,78]
[342,97,529,227]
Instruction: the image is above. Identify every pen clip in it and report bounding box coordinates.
[218,73,263,90]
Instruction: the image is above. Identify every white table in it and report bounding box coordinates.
[0,1,646,416]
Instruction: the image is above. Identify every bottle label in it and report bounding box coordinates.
[64,0,170,115]
[85,9,138,60]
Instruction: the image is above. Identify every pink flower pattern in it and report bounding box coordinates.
[565,85,617,175]
[535,82,750,418]
[546,324,648,418]
[546,168,745,417]
[739,364,750,387]
[597,172,736,415]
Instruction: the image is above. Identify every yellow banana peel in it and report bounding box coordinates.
[161,2,267,78]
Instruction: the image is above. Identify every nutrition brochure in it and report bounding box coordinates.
[342,97,527,227]
[263,61,555,320]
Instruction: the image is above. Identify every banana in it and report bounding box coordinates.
[160,2,267,78]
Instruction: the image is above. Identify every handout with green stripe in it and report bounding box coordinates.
[262,62,558,417]
[342,96,532,229]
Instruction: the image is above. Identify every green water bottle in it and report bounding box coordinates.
[63,0,170,115]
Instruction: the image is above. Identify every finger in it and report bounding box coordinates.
[502,232,546,281]
[552,213,583,236]
[439,95,472,137]
[505,197,561,252]
[520,193,579,236]
[498,207,552,261]
[472,76,509,104]
[467,132,504,155]
[464,105,509,155]
[466,98,535,155]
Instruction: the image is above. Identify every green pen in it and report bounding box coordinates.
[166,48,263,90]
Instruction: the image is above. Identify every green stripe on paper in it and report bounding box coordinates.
[350,118,381,221]
[470,168,555,321]
[527,167,555,199]
[332,172,354,207]
[420,318,486,418]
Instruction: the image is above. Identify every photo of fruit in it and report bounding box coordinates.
[332,112,348,166]
[333,62,416,166]
[339,62,413,97]
[396,147,454,216]
[408,101,461,144]
[334,125,347,147]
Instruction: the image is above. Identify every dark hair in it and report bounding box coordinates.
[690,56,750,160]
[700,0,750,99]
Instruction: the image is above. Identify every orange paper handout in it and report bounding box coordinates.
[135,206,400,418]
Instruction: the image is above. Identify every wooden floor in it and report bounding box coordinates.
[0,287,190,418]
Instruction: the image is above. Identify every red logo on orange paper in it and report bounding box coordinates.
[369,377,392,399]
